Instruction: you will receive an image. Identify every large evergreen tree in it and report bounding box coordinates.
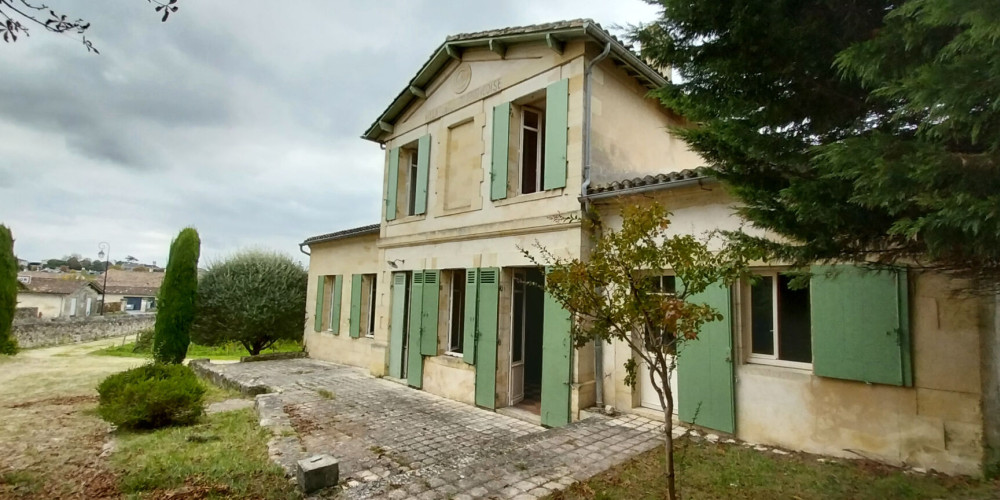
[0,225,19,355]
[152,227,200,364]
[635,0,1000,286]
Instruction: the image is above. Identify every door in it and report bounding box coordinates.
[540,268,572,428]
[639,356,679,413]
[509,270,527,405]
[388,272,409,379]
[677,281,735,434]
[474,268,500,409]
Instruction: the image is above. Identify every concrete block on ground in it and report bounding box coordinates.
[297,454,339,493]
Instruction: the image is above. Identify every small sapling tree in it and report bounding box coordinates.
[152,227,200,364]
[0,224,19,355]
[191,250,307,356]
[526,203,752,500]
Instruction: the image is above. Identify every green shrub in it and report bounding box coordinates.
[0,225,18,355]
[133,328,154,353]
[153,227,201,364]
[97,364,206,429]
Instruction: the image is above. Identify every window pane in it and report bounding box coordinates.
[777,274,811,363]
[367,276,377,335]
[521,129,539,194]
[750,276,775,355]
[524,109,539,129]
[512,285,524,363]
[450,271,465,353]
[662,276,677,294]
[407,153,418,215]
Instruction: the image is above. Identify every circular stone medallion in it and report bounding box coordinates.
[453,63,472,94]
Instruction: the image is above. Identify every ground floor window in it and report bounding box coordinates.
[362,274,377,337]
[747,272,811,365]
[447,270,465,354]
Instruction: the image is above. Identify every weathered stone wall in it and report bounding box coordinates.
[14,307,38,320]
[12,314,155,349]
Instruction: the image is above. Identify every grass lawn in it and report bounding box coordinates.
[112,408,298,499]
[552,438,1000,500]
[93,339,303,360]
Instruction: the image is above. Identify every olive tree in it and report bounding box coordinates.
[525,203,753,500]
[191,250,307,356]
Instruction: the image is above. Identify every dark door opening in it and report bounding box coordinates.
[511,267,545,414]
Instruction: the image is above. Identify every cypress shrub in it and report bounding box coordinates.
[0,225,19,355]
[97,363,206,429]
[152,227,200,364]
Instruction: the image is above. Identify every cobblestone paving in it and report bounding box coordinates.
[205,359,664,499]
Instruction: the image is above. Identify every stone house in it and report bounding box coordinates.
[16,274,102,318]
[299,19,1000,476]
[96,269,164,313]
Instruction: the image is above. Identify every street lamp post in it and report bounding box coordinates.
[98,242,110,316]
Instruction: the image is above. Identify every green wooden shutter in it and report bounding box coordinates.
[811,265,911,386]
[407,272,425,388]
[386,147,400,221]
[330,275,343,334]
[474,268,500,409]
[677,281,735,434]
[462,269,479,365]
[541,267,572,428]
[349,274,363,338]
[313,275,325,332]
[491,102,510,201]
[388,272,408,378]
[414,135,431,215]
[420,270,440,355]
[543,78,569,191]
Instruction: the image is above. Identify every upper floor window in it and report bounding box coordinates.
[406,148,419,217]
[519,106,546,195]
[385,135,430,221]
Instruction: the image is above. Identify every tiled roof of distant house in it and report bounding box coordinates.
[18,275,100,295]
[302,224,380,247]
[96,269,164,296]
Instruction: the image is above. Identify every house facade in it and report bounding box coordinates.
[97,269,163,314]
[16,274,102,318]
[300,20,999,476]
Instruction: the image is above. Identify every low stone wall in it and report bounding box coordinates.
[14,307,38,320]
[12,314,155,349]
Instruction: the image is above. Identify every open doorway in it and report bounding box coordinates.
[509,267,545,414]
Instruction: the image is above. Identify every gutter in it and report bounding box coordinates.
[583,38,613,411]
[298,243,310,256]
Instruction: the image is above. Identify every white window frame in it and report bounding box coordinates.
[518,106,545,195]
[365,274,377,338]
[743,271,812,370]
[445,270,465,357]
[406,149,419,216]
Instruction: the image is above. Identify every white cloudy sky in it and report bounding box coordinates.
[0,0,660,266]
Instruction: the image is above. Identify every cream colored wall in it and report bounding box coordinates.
[16,293,62,318]
[589,56,703,185]
[596,186,989,476]
[304,233,382,372]
[381,42,586,243]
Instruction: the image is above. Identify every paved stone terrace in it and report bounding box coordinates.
[203,359,665,499]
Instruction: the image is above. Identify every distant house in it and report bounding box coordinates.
[95,269,164,313]
[16,274,102,318]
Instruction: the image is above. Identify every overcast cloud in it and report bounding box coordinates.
[0,0,660,266]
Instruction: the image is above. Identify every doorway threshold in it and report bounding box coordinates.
[497,405,542,426]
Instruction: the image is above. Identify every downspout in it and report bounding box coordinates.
[298,243,310,256]
[584,40,613,411]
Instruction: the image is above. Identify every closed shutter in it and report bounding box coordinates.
[491,102,511,201]
[462,269,479,365]
[420,270,440,355]
[407,272,425,388]
[811,265,911,386]
[414,135,431,215]
[386,147,400,221]
[474,268,500,409]
[349,274,363,338]
[543,78,569,191]
[313,275,325,332]
[388,272,408,379]
[541,267,572,428]
[330,275,343,334]
[677,281,736,434]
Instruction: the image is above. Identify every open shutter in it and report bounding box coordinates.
[541,267,572,428]
[388,272,408,379]
[491,102,511,201]
[677,281,735,434]
[330,275,343,334]
[386,147,400,221]
[811,265,911,386]
[420,271,440,355]
[414,135,431,215]
[349,274,363,338]
[313,275,325,332]
[474,268,500,409]
[543,78,569,191]
[407,272,425,388]
[462,269,479,364]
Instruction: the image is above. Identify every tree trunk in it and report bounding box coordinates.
[650,363,678,500]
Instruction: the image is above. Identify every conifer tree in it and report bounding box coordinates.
[635,0,1000,287]
[0,225,19,355]
[152,227,200,364]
